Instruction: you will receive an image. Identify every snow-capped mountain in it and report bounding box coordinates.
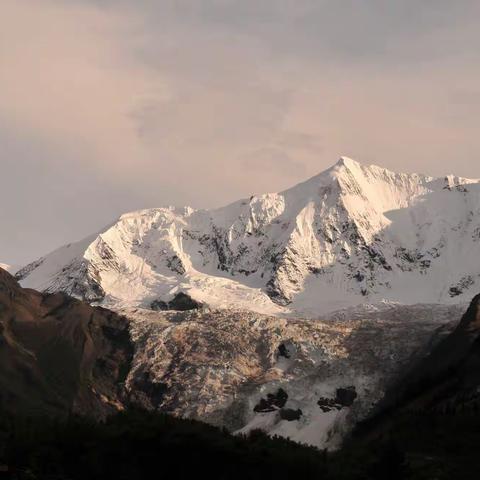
[0,263,467,450]
[16,157,480,315]
[8,157,480,449]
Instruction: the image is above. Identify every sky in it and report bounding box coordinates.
[2,0,480,265]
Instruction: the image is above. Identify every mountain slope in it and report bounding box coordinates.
[0,267,133,418]
[124,301,464,449]
[16,157,480,314]
[342,294,480,478]
[3,298,480,479]
[1,265,465,449]
[366,292,480,420]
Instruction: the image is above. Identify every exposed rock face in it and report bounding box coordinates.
[254,389,288,413]
[278,343,291,359]
[335,387,357,407]
[317,397,341,413]
[316,387,357,412]
[0,268,133,419]
[15,158,480,315]
[279,408,303,421]
[123,302,465,449]
[151,292,202,311]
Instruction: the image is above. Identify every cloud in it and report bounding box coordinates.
[0,0,169,174]
[240,147,307,178]
[1,0,480,264]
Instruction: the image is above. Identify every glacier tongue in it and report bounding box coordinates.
[16,157,480,314]
[124,302,465,449]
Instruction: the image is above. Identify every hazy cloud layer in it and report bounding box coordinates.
[1,0,480,263]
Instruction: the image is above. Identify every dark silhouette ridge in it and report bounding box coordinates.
[0,267,133,419]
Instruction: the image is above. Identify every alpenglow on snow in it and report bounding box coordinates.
[16,157,480,315]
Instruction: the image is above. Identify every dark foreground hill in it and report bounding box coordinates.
[0,267,133,418]
[0,409,329,480]
[342,293,480,479]
[3,266,480,478]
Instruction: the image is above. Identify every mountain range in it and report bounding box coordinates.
[0,263,466,451]
[3,157,480,455]
[14,157,480,316]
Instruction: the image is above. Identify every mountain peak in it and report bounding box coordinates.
[331,156,393,178]
[335,156,361,169]
[289,156,367,193]
[16,156,480,315]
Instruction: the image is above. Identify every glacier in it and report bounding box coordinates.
[124,302,464,449]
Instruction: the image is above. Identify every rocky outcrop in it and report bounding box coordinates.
[151,292,202,311]
[335,387,357,407]
[254,389,288,413]
[316,387,357,413]
[279,408,302,421]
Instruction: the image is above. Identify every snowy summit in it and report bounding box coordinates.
[16,157,480,315]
